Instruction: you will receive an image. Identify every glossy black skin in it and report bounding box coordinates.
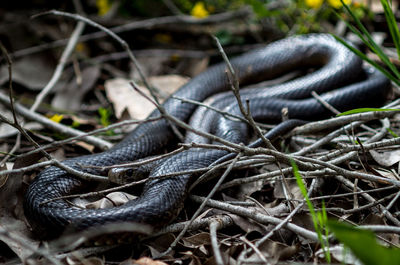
[24,34,391,237]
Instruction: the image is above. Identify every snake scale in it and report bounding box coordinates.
[24,34,391,237]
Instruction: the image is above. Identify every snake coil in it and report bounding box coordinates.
[24,34,391,237]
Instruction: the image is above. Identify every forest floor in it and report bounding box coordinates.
[1,1,400,264]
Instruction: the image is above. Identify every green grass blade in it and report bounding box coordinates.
[387,127,399,138]
[291,159,330,262]
[381,0,400,59]
[337,107,400,116]
[332,35,400,86]
[339,0,400,79]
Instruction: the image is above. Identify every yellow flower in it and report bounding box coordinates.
[305,0,323,9]
[49,114,64,123]
[191,2,209,18]
[96,0,112,16]
[328,0,352,8]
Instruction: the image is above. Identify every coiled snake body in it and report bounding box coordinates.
[24,34,391,237]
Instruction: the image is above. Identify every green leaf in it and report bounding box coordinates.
[328,221,400,265]
[245,0,270,18]
[337,107,400,116]
[98,107,115,136]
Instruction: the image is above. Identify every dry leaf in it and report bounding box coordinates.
[74,141,95,153]
[104,75,188,119]
[66,255,104,265]
[247,239,297,264]
[146,233,176,257]
[369,149,400,167]
[83,192,136,209]
[145,75,189,98]
[0,217,39,263]
[373,168,398,181]
[316,245,362,265]
[130,257,168,265]
[0,152,44,262]
[52,66,100,111]
[0,54,67,91]
[182,232,212,247]
[226,213,267,234]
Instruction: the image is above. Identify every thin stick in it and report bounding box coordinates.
[190,195,320,242]
[212,35,275,150]
[209,220,225,265]
[0,92,112,150]
[30,21,85,111]
[14,8,251,58]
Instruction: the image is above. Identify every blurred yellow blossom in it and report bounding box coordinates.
[305,0,323,9]
[49,114,64,123]
[96,0,112,16]
[75,42,85,52]
[191,2,209,18]
[328,0,351,8]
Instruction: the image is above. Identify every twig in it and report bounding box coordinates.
[336,175,400,226]
[40,178,147,206]
[239,236,270,265]
[0,161,54,177]
[290,110,398,137]
[209,219,225,265]
[130,81,184,141]
[0,109,108,182]
[171,95,249,124]
[360,225,400,234]
[162,0,184,15]
[0,38,106,183]
[30,21,85,111]
[212,35,274,150]
[18,116,161,158]
[0,41,21,165]
[220,122,397,190]
[0,92,112,150]
[384,190,400,213]
[190,195,321,242]
[323,193,396,214]
[151,215,234,237]
[35,10,157,103]
[14,8,252,58]
[237,179,319,263]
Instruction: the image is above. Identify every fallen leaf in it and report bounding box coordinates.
[0,153,44,262]
[369,149,400,167]
[182,232,212,247]
[0,54,67,91]
[373,168,398,181]
[79,192,136,209]
[146,233,176,257]
[66,255,104,265]
[131,257,168,265]
[316,245,362,265]
[274,178,303,201]
[247,239,298,264]
[105,75,188,119]
[52,66,100,111]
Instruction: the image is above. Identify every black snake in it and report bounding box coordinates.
[24,34,391,237]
